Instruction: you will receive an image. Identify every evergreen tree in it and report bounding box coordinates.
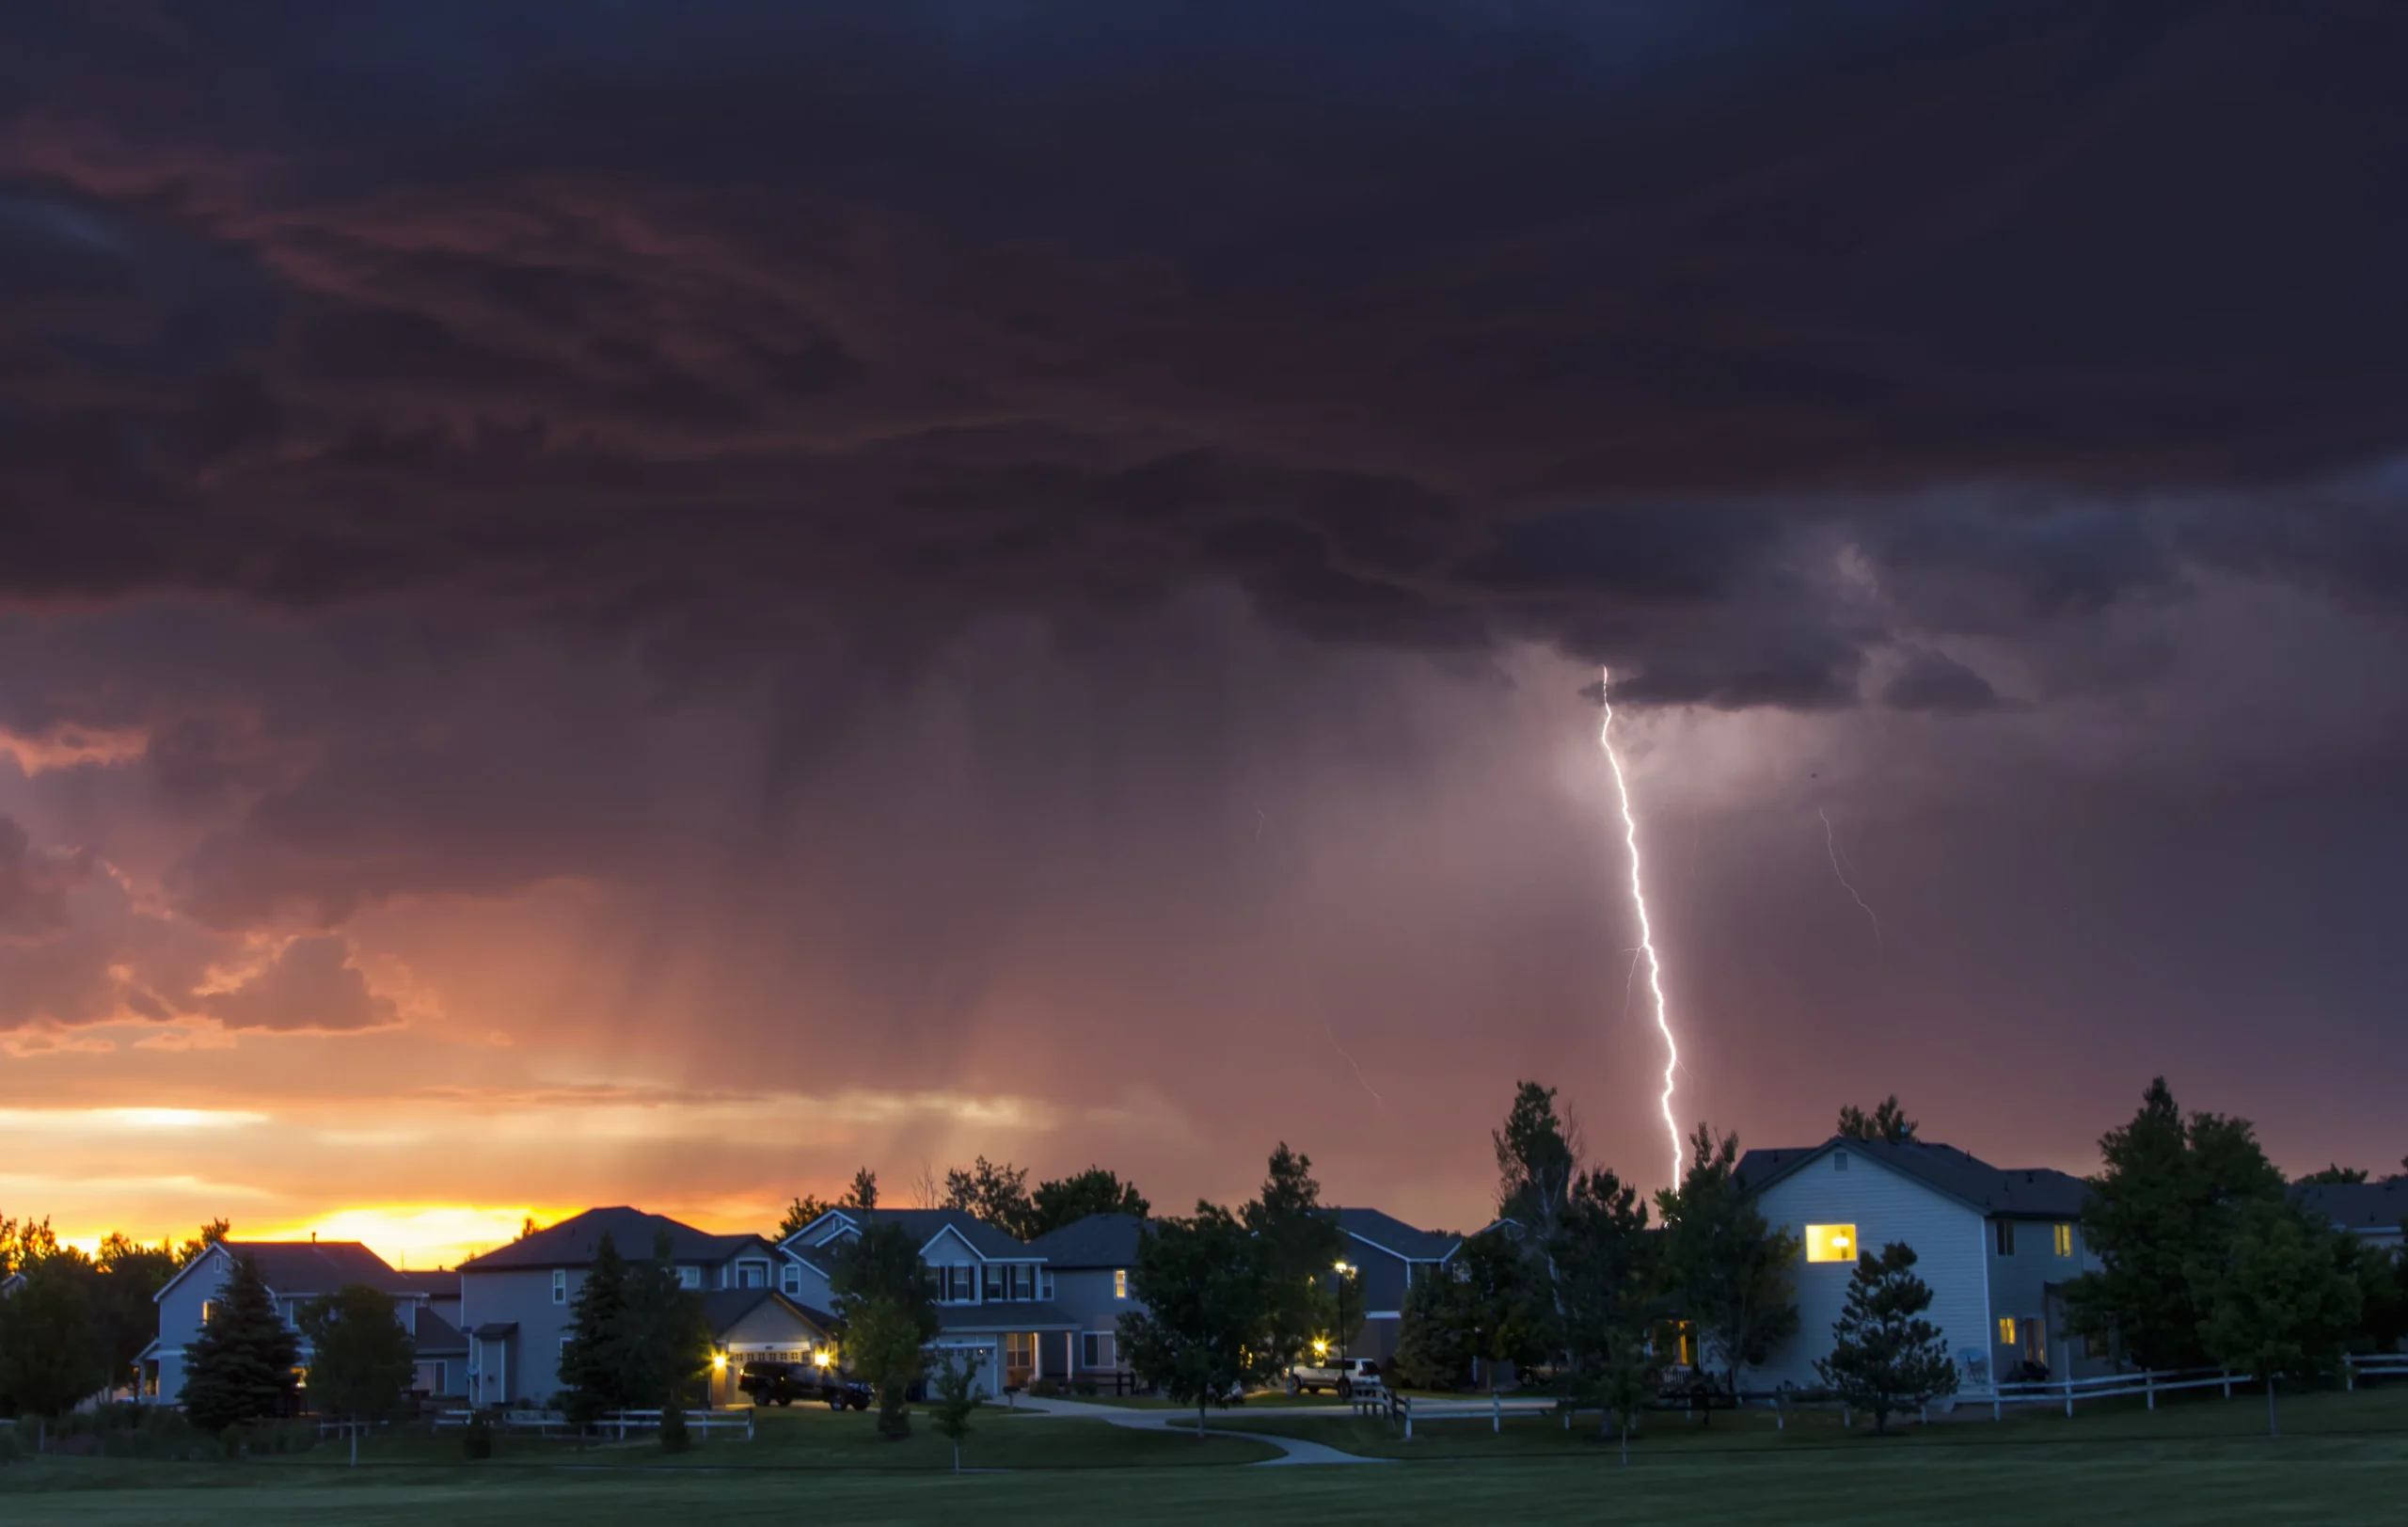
[1389,1227,1543,1391]
[1390,1265,1475,1390]
[943,1157,1038,1239]
[1029,1169,1150,1237]
[1658,1124,1799,1403]
[0,1261,106,1449]
[1835,1096,1918,1143]
[298,1283,417,1466]
[1118,1202,1270,1436]
[844,1168,879,1210]
[557,1233,630,1428]
[1554,1167,1657,1429]
[2196,1199,2362,1438]
[2065,1077,2288,1370]
[927,1348,984,1471]
[181,1252,300,1433]
[1240,1144,1345,1376]
[1814,1242,1957,1434]
[618,1233,712,1410]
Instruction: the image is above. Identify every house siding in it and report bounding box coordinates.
[1751,1152,1991,1394]
[1986,1219,2114,1382]
[1052,1267,1133,1369]
[460,1266,578,1406]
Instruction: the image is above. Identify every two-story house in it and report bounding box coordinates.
[456,1206,807,1407]
[145,1239,464,1407]
[1327,1207,1464,1364]
[779,1207,1076,1396]
[2297,1179,2408,1252]
[1023,1212,1149,1383]
[1735,1137,2101,1397]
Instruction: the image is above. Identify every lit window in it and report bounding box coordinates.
[551,1270,567,1305]
[1804,1225,1859,1263]
[1998,1317,2016,1346]
[200,1300,214,1325]
[2052,1224,2073,1258]
[1113,1269,1129,1300]
[1995,1221,2016,1256]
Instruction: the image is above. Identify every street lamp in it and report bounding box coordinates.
[1333,1261,1355,1365]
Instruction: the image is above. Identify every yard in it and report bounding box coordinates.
[2,1388,2402,1526]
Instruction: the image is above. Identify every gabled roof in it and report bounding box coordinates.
[2295,1179,2408,1235]
[390,1270,461,1298]
[1735,1137,2088,1219]
[1023,1213,1149,1269]
[154,1240,420,1305]
[1331,1207,1461,1264]
[787,1208,1032,1263]
[413,1303,468,1357]
[457,1207,773,1272]
[700,1287,835,1338]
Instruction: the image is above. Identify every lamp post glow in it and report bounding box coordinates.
[1334,1261,1355,1367]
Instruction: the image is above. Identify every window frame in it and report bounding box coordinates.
[1112,1268,1129,1300]
[2052,1223,2073,1258]
[1995,1220,2016,1256]
[551,1269,567,1305]
[1803,1224,1860,1264]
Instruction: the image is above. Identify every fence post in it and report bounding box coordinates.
[2146,1370,2155,1411]
[2344,1358,2354,1393]
[2064,1378,2073,1420]
[2222,1370,2232,1400]
[1404,1399,1414,1441]
[1774,1393,1784,1432]
[1493,1392,1502,1434]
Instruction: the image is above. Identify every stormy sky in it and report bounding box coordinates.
[4,2,2405,1261]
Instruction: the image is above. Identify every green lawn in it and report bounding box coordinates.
[4,1387,2403,1526]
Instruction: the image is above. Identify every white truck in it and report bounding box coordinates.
[1286,1354,1382,1397]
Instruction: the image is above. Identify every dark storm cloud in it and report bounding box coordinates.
[4,1,2405,705]
[0,815,90,935]
[1882,648,2004,715]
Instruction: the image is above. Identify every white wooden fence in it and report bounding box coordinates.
[432,1406,755,1440]
[1983,1354,2408,1419]
[1356,1388,1558,1439]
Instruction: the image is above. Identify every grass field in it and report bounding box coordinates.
[4,1387,2402,1526]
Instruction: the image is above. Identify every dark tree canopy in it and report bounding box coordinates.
[2065,1076,2288,1370]
[181,1252,301,1432]
[2298,1165,2369,1185]
[1836,1096,1919,1144]
[1240,1144,1345,1376]
[299,1282,417,1464]
[1658,1123,1800,1398]
[1030,1168,1150,1237]
[0,1261,106,1426]
[2197,1199,2362,1438]
[1119,1201,1270,1436]
[943,1157,1038,1239]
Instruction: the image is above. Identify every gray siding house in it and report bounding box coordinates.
[1023,1213,1149,1381]
[2298,1180,2408,1251]
[146,1240,451,1408]
[456,1207,781,1407]
[1736,1137,2102,1397]
[780,1208,1075,1396]
[1329,1207,1462,1364]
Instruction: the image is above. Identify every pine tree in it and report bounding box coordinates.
[1240,1144,1345,1376]
[1658,1123,1800,1406]
[181,1252,301,1433]
[618,1233,712,1410]
[1814,1241,1957,1434]
[557,1233,630,1428]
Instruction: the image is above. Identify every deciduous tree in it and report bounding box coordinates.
[1240,1144,1344,1376]
[0,1261,105,1451]
[1835,1096,1918,1144]
[1814,1242,1956,1434]
[1658,1124,1799,1403]
[943,1157,1038,1239]
[1030,1169,1150,1237]
[298,1282,417,1466]
[1119,1202,1269,1436]
[2196,1200,2362,1438]
[927,1348,984,1471]
[829,1221,937,1440]
[2065,1077,2288,1370]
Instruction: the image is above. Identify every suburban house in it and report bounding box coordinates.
[2298,1179,2408,1250]
[1327,1207,1463,1364]
[698,1286,841,1408]
[1023,1212,1149,1384]
[779,1208,1077,1396]
[456,1206,804,1407]
[1735,1137,2102,1397]
[143,1239,467,1407]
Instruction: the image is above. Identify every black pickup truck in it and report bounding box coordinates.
[738,1360,874,1410]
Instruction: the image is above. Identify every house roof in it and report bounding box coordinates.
[700,1287,834,1338]
[790,1208,1031,1263]
[389,1270,461,1298]
[412,1304,469,1357]
[1022,1214,1149,1268]
[2295,1179,2408,1235]
[155,1240,419,1305]
[456,1207,772,1272]
[1331,1207,1461,1264]
[934,1300,1079,1334]
[1735,1137,2089,1219]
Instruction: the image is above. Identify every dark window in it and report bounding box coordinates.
[1995,1221,2016,1256]
[945,1266,976,1302]
[1012,1265,1034,1300]
[983,1265,1006,1301]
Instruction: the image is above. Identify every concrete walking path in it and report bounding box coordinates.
[1010,1394,1386,1466]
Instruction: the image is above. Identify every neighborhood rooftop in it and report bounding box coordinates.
[796,1207,1034,1262]
[2297,1179,2408,1235]
[457,1206,768,1271]
[165,1239,416,1297]
[1735,1137,2090,1219]
[1022,1212,1149,1268]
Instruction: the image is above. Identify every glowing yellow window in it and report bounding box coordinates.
[1805,1224,1860,1263]
[1113,1269,1129,1300]
[1998,1317,2016,1346]
[2052,1223,2073,1257]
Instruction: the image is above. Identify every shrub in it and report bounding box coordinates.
[1027,1376,1062,1399]
[463,1410,494,1460]
[659,1401,689,1455]
[1072,1377,1098,1396]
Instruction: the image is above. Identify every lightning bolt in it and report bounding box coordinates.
[1599,666,1684,1190]
[1818,806,1882,945]
[1324,1025,1386,1107]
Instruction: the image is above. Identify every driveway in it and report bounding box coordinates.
[1009,1394,1386,1466]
